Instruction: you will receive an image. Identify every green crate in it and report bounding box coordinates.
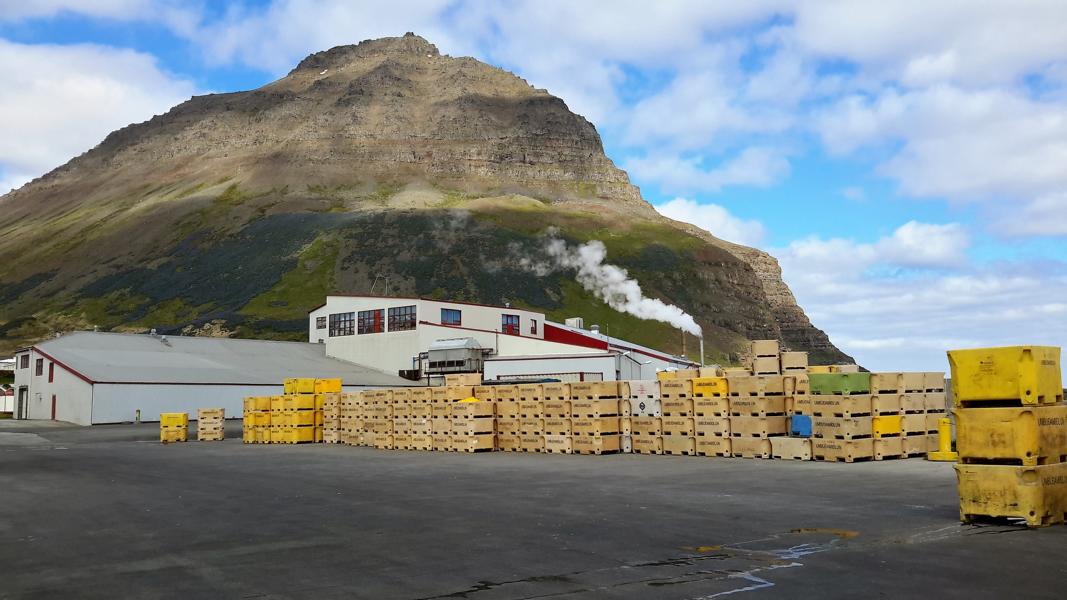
[809,373,871,395]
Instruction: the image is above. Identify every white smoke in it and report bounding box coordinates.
[533,234,703,337]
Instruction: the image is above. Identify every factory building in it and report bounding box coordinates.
[12,331,411,425]
[309,295,696,383]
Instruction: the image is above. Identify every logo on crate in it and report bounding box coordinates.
[1038,417,1065,426]
[1042,475,1067,486]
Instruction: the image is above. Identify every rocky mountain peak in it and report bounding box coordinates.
[291,32,440,74]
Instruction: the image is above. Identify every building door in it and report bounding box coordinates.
[51,394,57,420]
[17,387,27,419]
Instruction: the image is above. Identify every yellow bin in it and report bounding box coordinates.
[956,462,1067,527]
[948,346,1062,405]
[955,405,1067,465]
[160,413,188,428]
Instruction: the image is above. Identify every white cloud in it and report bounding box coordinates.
[0,0,152,21]
[875,221,970,268]
[840,186,865,201]
[0,40,197,194]
[774,233,1067,373]
[625,147,791,195]
[654,197,766,246]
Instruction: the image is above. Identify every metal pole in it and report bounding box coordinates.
[699,337,705,367]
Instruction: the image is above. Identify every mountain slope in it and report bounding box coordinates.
[0,33,850,365]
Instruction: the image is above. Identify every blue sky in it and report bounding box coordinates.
[1,1,1065,373]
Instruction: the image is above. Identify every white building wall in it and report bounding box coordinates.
[12,348,94,425]
[90,383,389,425]
[311,297,549,374]
[484,355,617,381]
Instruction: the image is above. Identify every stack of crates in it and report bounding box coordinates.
[392,388,413,450]
[621,380,662,455]
[749,339,782,376]
[775,373,813,460]
[950,346,1067,528]
[543,383,573,454]
[365,389,394,449]
[570,382,621,455]
[197,408,225,441]
[160,412,188,443]
[243,397,271,443]
[693,376,730,457]
[339,392,362,445]
[313,378,340,444]
[810,372,918,462]
[452,394,496,452]
[495,385,522,452]
[517,383,545,453]
[409,388,434,451]
[322,390,342,444]
[430,387,458,450]
[728,374,788,458]
[660,377,695,455]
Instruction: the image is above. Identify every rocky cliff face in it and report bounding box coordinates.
[0,33,850,365]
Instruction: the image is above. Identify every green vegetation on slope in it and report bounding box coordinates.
[238,234,340,320]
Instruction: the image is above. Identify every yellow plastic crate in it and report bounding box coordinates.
[956,462,1067,527]
[872,415,902,439]
[254,411,271,426]
[955,405,1067,465]
[314,394,325,410]
[160,413,188,428]
[242,427,255,444]
[243,397,257,412]
[948,346,1062,405]
[691,377,728,397]
[315,378,342,394]
[287,378,317,395]
[253,396,270,411]
[285,411,315,426]
[285,394,316,411]
[276,426,316,444]
[269,396,286,412]
[808,365,833,374]
[160,428,187,443]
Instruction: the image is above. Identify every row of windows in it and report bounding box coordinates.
[16,355,52,381]
[315,306,537,336]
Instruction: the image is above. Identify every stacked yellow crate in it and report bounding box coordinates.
[693,377,730,457]
[810,373,876,463]
[728,375,788,458]
[950,346,1066,528]
[620,380,661,455]
[774,372,812,460]
[517,384,545,453]
[339,392,362,446]
[322,391,342,444]
[365,389,394,449]
[542,383,572,454]
[495,385,522,452]
[197,408,225,441]
[430,387,457,450]
[392,388,413,450]
[160,412,188,443]
[242,397,270,443]
[452,396,496,452]
[660,378,695,455]
[570,382,621,455]
[409,388,434,451]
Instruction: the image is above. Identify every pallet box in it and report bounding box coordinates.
[732,438,772,458]
[633,435,664,455]
[731,416,788,438]
[630,417,662,437]
[696,436,731,457]
[571,417,620,436]
[662,417,695,436]
[453,433,496,452]
[751,340,780,357]
[811,394,873,417]
[771,437,812,460]
[727,375,786,397]
[729,395,786,417]
[948,346,1062,406]
[519,434,544,453]
[902,393,926,413]
[870,394,903,416]
[902,414,928,435]
[573,434,621,455]
[694,415,731,437]
[497,434,522,452]
[694,395,730,417]
[813,438,874,463]
[874,436,904,460]
[955,405,1067,466]
[752,356,781,375]
[809,373,871,395]
[781,352,809,372]
[662,435,695,456]
[955,462,1067,527]
[544,434,573,454]
[813,416,872,440]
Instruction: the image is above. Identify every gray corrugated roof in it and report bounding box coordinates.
[36,331,412,386]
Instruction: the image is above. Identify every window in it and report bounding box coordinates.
[388,305,417,331]
[19,354,28,369]
[329,312,355,336]
[315,316,327,330]
[502,314,520,335]
[441,308,462,326]
[35,358,43,376]
[530,319,538,335]
[357,309,384,334]
[48,362,54,383]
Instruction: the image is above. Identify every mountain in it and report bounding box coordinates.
[0,33,851,365]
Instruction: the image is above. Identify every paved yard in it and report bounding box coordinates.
[1,422,1063,599]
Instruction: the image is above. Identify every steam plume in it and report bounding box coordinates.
[529,234,702,337]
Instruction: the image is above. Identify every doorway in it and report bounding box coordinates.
[17,387,27,419]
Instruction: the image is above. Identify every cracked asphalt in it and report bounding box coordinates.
[1,422,1064,599]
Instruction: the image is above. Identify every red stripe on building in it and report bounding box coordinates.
[542,323,609,351]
